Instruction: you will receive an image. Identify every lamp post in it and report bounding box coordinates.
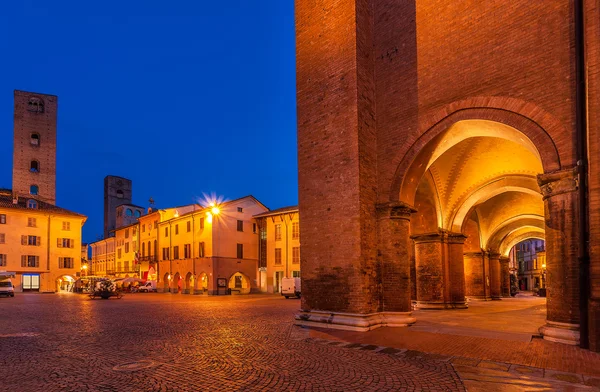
[542,262,547,289]
[209,202,221,294]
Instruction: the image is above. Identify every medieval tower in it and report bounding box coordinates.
[12,90,57,204]
[103,175,132,238]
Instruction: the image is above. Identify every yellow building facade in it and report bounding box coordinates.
[90,196,268,295]
[0,190,87,292]
[254,206,300,294]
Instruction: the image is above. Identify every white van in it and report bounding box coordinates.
[0,279,15,297]
[281,277,301,299]
[138,280,157,293]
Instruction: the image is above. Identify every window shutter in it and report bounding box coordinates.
[21,235,27,245]
[21,255,26,267]
[57,238,62,248]
[37,236,41,246]
[70,239,74,249]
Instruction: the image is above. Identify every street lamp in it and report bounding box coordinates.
[541,262,547,289]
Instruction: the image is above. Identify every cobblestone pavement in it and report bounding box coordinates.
[0,294,465,392]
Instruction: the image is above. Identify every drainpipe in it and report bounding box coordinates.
[284,215,289,278]
[575,0,590,349]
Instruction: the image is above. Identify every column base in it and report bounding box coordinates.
[539,321,580,345]
[415,301,468,310]
[294,310,416,332]
[466,295,492,301]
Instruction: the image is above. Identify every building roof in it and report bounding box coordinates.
[253,205,298,218]
[0,189,86,218]
[116,203,146,210]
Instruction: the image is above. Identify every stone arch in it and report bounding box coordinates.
[184,272,194,294]
[228,271,251,294]
[485,215,545,251]
[391,107,561,205]
[197,272,209,293]
[452,175,541,232]
[411,171,443,234]
[56,274,75,292]
[172,272,182,293]
[499,230,546,257]
[163,272,170,292]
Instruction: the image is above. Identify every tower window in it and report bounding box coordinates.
[116,190,124,199]
[27,200,38,209]
[30,133,40,146]
[134,210,141,218]
[126,208,133,216]
[30,185,39,195]
[27,97,44,113]
[30,160,39,173]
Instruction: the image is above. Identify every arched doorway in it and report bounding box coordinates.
[163,273,170,293]
[197,272,208,294]
[228,272,251,294]
[172,272,182,293]
[184,272,194,294]
[56,275,76,292]
[392,117,578,344]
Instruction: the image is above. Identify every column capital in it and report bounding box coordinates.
[537,167,578,200]
[488,252,501,260]
[499,256,510,264]
[376,202,417,220]
[411,229,466,244]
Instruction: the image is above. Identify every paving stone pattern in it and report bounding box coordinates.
[0,294,465,392]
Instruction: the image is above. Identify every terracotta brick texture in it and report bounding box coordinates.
[296,0,599,349]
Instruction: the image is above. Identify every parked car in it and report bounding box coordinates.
[281,277,301,299]
[138,281,157,293]
[0,279,15,297]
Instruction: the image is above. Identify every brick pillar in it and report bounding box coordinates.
[538,168,580,345]
[377,203,417,325]
[489,253,502,300]
[412,230,467,309]
[500,256,511,297]
[463,252,491,300]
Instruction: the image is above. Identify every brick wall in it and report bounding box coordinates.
[12,90,57,204]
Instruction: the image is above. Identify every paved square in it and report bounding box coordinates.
[0,294,465,392]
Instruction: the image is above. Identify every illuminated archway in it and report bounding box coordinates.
[228,272,251,294]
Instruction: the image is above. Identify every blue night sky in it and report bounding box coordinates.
[0,1,297,243]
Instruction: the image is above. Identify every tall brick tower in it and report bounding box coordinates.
[103,175,132,238]
[12,90,57,204]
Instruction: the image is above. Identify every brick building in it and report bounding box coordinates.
[0,90,87,292]
[295,1,600,351]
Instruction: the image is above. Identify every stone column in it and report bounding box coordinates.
[537,168,580,345]
[489,253,502,300]
[463,252,491,300]
[377,203,417,326]
[412,230,467,309]
[499,256,511,297]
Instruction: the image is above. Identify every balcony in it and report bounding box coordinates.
[139,256,158,263]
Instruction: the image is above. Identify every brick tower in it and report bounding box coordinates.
[12,90,57,205]
[103,175,132,238]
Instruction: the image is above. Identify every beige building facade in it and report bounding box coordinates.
[0,190,87,292]
[90,196,268,295]
[254,206,300,294]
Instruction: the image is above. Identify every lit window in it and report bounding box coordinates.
[30,160,39,173]
[30,185,39,195]
[27,199,37,209]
